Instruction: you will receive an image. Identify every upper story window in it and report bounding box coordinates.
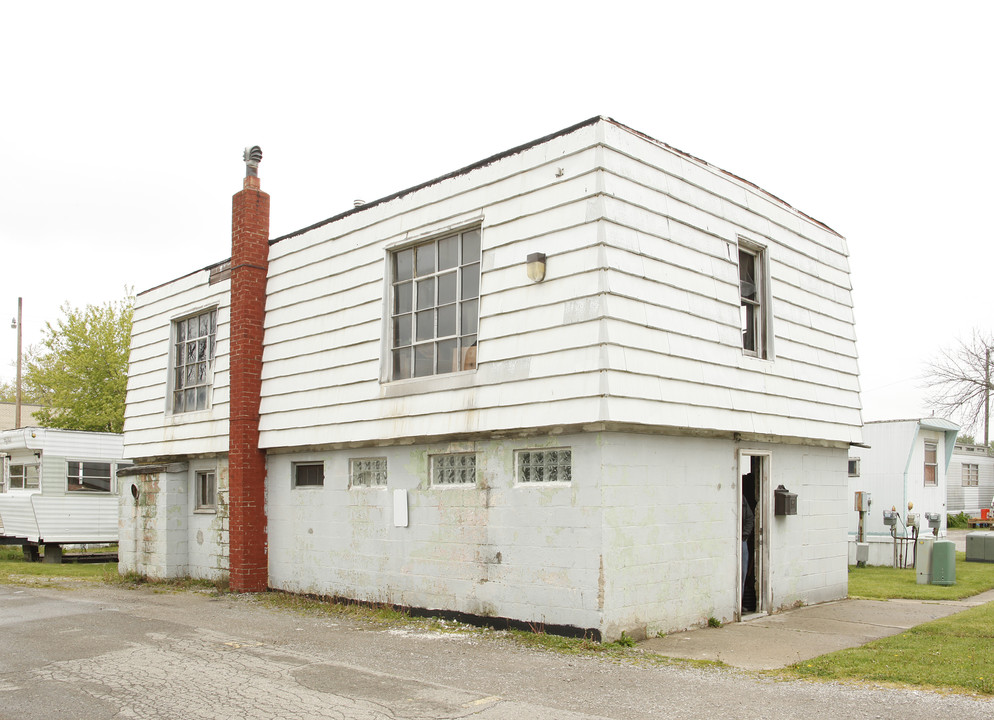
[738,240,770,359]
[172,309,217,413]
[963,463,979,487]
[924,441,938,486]
[390,228,481,380]
[67,461,112,492]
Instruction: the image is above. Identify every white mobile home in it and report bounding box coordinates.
[847,418,958,565]
[947,442,994,516]
[121,117,862,639]
[0,427,127,556]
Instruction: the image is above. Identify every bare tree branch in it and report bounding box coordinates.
[923,330,994,442]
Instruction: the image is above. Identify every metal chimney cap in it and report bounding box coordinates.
[243,146,263,177]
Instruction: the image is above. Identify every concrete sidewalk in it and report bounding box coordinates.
[641,587,994,671]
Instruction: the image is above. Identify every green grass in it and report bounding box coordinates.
[0,545,118,584]
[848,552,994,600]
[791,602,994,694]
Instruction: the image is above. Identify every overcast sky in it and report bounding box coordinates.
[3,1,991,432]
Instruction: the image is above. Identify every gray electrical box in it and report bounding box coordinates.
[925,512,942,530]
[854,491,871,512]
[883,510,899,526]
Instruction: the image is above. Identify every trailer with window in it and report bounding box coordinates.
[0,427,127,561]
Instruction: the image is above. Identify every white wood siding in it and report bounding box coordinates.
[123,269,230,459]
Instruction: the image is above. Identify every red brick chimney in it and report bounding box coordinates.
[228,146,269,593]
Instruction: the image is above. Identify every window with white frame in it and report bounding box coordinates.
[350,457,387,488]
[67,461,112,492]
[390,228,481,380]
[431,453,477,485]
[172,309,217,413]
[516,448,572,483]
[293,462,324,488]
[963,463,979,487]
[738,240,770,358]
[195,470,217,510]
[848,458,860,478]
[9,464,39,490]
[924,441,938,486]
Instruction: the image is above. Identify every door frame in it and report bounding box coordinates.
[738,450,771,617]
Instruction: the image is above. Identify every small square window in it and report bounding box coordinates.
[848,458,860,478]
[516,448,572,484]
[431,453,477,485]
[293,462,325,488]
[350,457,387,487]
[195,470,216,511]
[8,464,39,490]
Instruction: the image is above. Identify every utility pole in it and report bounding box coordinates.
[986,346,991,447]
[14,297,22,429]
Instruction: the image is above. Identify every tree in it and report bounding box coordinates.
[24,295,134,433]
[923,331,994,445]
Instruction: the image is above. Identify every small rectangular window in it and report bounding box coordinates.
[8,464,39,490]
[195,470,217,510]
[293,462,325,488]
[963,463,979,487]
[350,457,387,487]
[848,458,860,478]
[517,448,573,483]
[738,240,770,359]
[67,461,112,492]
[431,453,476,485]
[924,442,938,487]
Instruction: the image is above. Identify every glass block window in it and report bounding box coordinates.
[431,453,477,485]
[195,470,217,510]
[172,309,217,413]
[350,457,387,487]
[516,448,572,484]
[293,462,325,488]
[67,461,112,492]
[390,228,481,380]
[9,464,39,490]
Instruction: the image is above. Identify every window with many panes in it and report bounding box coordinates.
[172,309,217,413]
[9,464,39,490]
[67,461,112,492]
[350,457,387,487]
[963,463,979,487]
[195,470,216,510]
[293,462,324,488]
[431,453,477,485]
[516,448,572,483]
[738,240,769,358]
[390,228,481,380]
[924,441,938,486]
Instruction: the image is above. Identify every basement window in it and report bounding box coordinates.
[293,462,325,488]
[516,448,572,483]
[390,228,481,380]
[431,453,477,485]
[350,457,387,488]
[195,470,217,511]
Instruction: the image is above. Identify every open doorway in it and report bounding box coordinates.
[740,452,769,617]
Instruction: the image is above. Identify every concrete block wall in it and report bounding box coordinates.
[118,464,190,578]
[187,458,229,581]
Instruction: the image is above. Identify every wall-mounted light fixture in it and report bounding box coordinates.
[526,252,547,283]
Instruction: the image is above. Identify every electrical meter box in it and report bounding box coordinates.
[774,485,797,516]
[925,512,942,530]
[854,491,871,512]
[883,511,899,526]
[907,513,919,528]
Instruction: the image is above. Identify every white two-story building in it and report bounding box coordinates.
[120,116,862,640]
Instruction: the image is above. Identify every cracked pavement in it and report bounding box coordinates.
[1,581,993,719]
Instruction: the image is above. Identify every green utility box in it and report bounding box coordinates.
[932,540,956,586]
[966,532,989,562]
